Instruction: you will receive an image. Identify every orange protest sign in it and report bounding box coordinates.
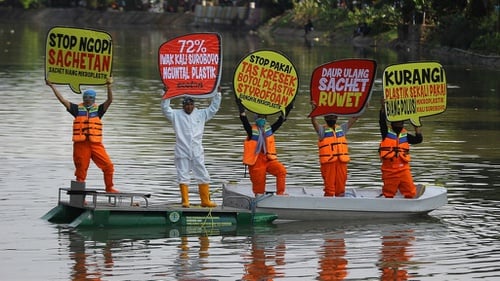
[159,33,222,99]
[233,50,299,115]
[45,26,113,94]
[309,59,376,117]
[383,61,447,126]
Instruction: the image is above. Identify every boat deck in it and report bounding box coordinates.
[42,183,277,228]
[58,187,256,213]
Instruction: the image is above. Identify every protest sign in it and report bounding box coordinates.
[383,61,447,126]
[309,59,376,117]
[159,33,222,99]
[233,49,299,115]
[45,26,113,94]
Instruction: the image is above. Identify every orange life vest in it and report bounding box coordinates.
[72,103,103,143]
[379,128,410,162]
[318,125,350,164]
[243,125,277,165]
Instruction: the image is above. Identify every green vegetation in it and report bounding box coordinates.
[278,0,500,55]
[2,0,499,55]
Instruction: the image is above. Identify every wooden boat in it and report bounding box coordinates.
[42,181,277,228]
[222,179,447,221]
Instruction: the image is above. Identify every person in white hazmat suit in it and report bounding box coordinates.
[161,90,222,208]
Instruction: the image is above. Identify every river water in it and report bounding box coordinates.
[1,20,499,281]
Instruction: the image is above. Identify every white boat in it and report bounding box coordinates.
[221,179,447,221]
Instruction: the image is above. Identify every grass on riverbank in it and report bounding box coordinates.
[259,9,398,47]
[258,10,499,70]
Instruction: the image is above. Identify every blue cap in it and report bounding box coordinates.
[83,89,96,98]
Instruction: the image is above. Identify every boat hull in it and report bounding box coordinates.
[42,186,277,228]
[222,180,447,221]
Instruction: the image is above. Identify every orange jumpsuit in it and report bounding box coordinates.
[243,124,286,195]
[318,238,348,280]
[379,111,422,198]
[242,237,285,281]
[379,230,415,281]
[317,125,350,197]
[70,103,114,190]
[379,128,415,198]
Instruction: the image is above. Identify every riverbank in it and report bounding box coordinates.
[1,7,499,69]
[0,7,194,29]
[261,19,500,70]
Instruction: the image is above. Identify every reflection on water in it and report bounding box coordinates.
[68,231,115,281]
[243,235,286,280]
[50,213,495,280]
[378,229,415,281]
[318,232,347,280]
[0,21,499,280]
[59,219,443,280]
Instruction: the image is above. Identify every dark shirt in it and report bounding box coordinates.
[68,103,106,119]
[379,110,422,144]
[239,114,285,138]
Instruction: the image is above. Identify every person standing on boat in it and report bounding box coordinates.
[379,100,423,198]
[161,90,221,208]
[45,78,119,193]
[310,104,359,197]
[235,98,292,196]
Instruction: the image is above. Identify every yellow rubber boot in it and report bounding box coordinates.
[198,183,217,208]
[180,184,190,208]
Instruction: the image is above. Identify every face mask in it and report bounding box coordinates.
[326,120,336,127]
[391,122,404,133]
[83,96,95,108]
[83,93,95,100]
[256,118,266,128]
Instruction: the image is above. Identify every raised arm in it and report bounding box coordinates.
[311,116,321,133]
[346,116,359,130]
[310,102,321,133]
[270,115,285,132]
[235,97,252,137]
[205,91,222,120]
[379,100,388,139]
[46,79,70,110]
[271,100,293,132]
[101,76,113,111]
[408,124,423,144]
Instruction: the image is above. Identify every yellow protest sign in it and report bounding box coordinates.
[45,26,113,94]
[383,61,447,126]
[233,50,299,115]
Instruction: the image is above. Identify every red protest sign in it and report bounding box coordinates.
[158,33,222,99]
[308,59,376,117]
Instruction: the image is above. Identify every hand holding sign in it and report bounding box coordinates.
[45,26,113,94]
[159,33,222,100]
[308,59,376,118]
[233,50,299,116]
[383,61,447,126]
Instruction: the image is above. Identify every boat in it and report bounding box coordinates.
[71,222,277,242]
[222,178,447,221]
[42,181,277,228]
